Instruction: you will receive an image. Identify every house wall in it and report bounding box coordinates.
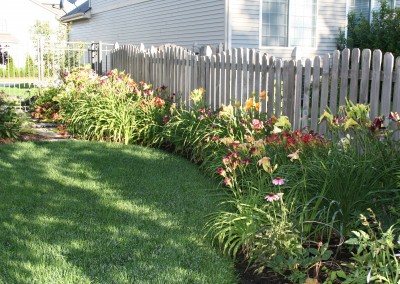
[69,0,226,51]
[229,0,347,60]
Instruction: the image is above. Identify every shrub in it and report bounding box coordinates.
[31,87,61,121]
[343,0,400,56]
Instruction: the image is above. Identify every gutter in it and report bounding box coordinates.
[60,10,92,23]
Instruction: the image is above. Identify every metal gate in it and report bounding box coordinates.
[0,40,114,99]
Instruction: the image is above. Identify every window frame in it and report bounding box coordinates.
[258,0,319,49]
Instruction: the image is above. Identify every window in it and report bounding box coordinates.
[261,0,317,48]
[349,0,395,22]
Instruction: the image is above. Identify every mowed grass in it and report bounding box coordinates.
[0,141,237,284]
[0,83,38,98]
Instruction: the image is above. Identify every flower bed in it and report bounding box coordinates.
[35,66,400,283]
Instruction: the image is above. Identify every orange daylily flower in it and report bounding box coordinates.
[260,90,267,100]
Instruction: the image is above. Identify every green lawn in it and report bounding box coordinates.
[0,141,237,284]
[0,83,38,99]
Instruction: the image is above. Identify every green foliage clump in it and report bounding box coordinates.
[343,0,400,56]
[31,87,61,121]
[56,67,173,145]
[0,97,22,139]
[45,67,400,283]
[344,209,400,283]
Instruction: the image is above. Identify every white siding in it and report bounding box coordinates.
[229,0,347,59]
[69,0,225,50]
[230,0,260,49]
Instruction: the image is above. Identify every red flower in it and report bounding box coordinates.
[301,134,311,144]
[286,137,296,147]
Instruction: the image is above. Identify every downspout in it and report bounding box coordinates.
[345,0,349,39]
[225,0,231,50]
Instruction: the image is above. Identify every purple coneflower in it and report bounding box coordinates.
[265,193,280,202]
[272,177,285,186]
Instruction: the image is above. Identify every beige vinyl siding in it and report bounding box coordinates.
[316,0,347,56]
[230,0,260,49]
[69,0,225,49]
[229,0,347,59]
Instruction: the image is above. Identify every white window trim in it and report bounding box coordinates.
[258,0,319,49]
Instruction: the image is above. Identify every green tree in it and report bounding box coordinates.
[344,0,400,56]
[25,55,38,77]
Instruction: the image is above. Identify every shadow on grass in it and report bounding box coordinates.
[0,141,236,283]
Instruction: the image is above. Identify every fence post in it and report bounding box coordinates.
[98,41,103,74]
[38,38,44,83]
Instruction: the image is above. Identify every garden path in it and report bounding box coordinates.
[19,118,72,142]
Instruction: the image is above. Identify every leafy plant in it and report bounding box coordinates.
[0,98,23,139]
[344,209,400,283]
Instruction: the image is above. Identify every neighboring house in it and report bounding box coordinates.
[0,0,65,67]
[60,0,400,60]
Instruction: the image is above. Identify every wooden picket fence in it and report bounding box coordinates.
[110,45,400,133]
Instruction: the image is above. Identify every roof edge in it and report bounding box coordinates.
[60,9,91,23]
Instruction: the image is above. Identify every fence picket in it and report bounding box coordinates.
[210,55,216,109]
[381,52,394,125]
[283,61,289,117]
[311,56,321,132]
[286,60,295,124]
[109,45,400,134]
[236,48,243,104]
[200,56,206,90]
[205,55,211,106]
[261,54,268,113]
[320,54,330,134]
[393,57,400,137]
[255,52,261,96]
[216,53,221,108]
[370,50,382,119]
[302,59,312,129]
[394,57,400,114]
[275,59,282,116]
[339,48,350,106]
[267,56,275,116]
[220,52,226,106]
[231,49,237,105]
[176,48,182,98]
[293,59,303,130]
[243,48,249,102]
[328,51,340,133]
[184,50,189,104]
[349,48,360,103]
[360,49,371,104]
[248,49,255,96]
[221,51,229,105]
[224,50,230,105]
